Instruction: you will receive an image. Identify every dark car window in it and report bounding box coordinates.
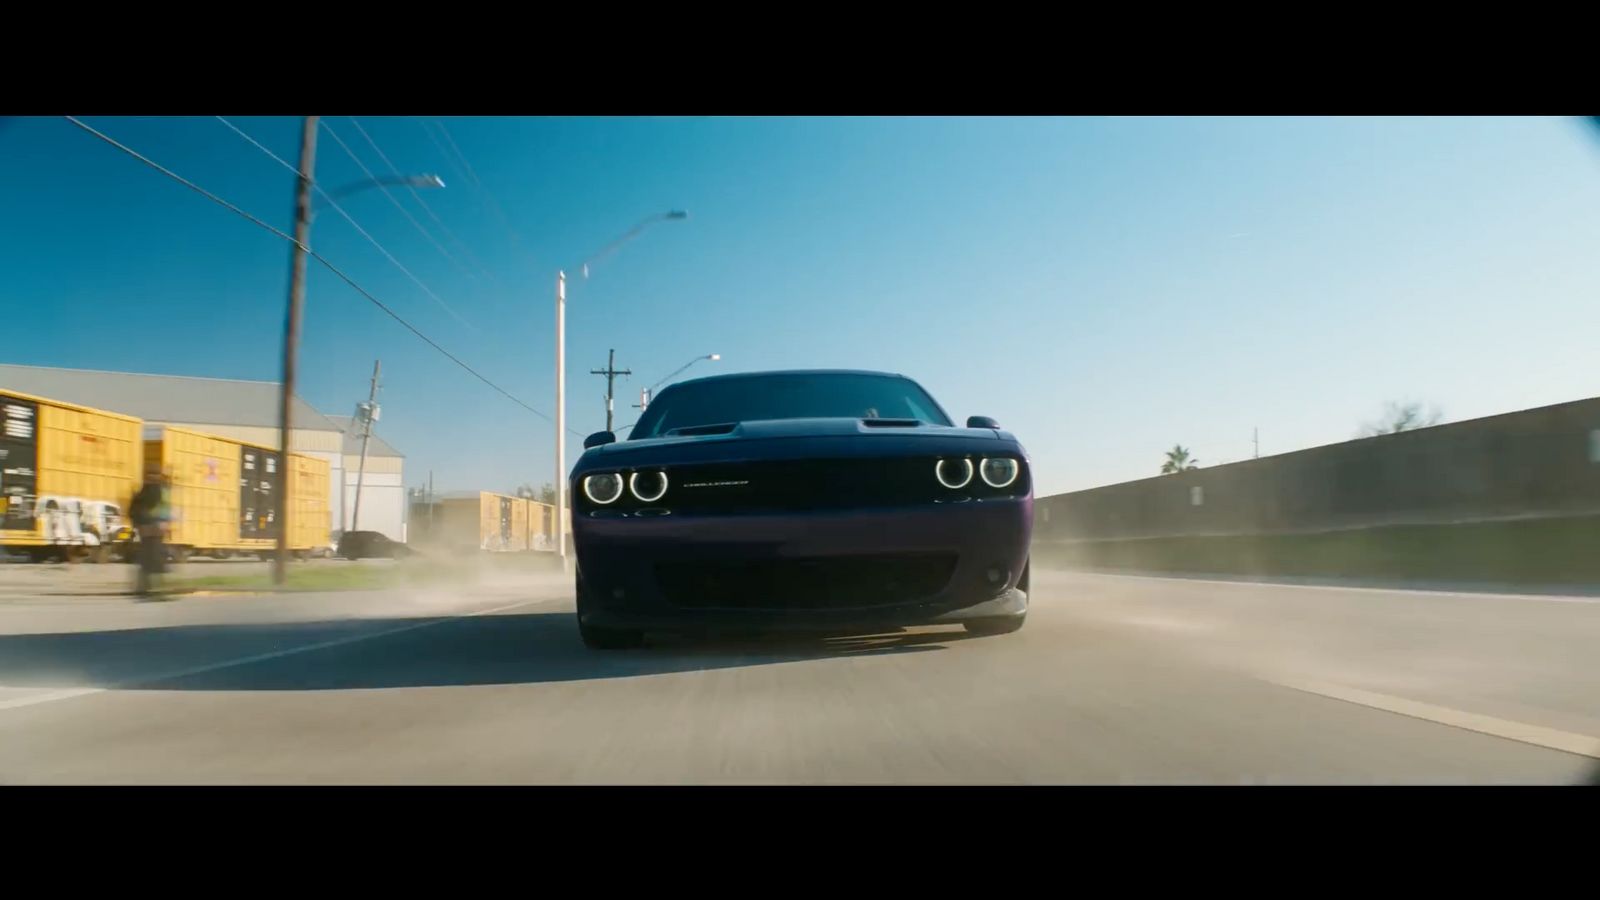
[631,373,952,439]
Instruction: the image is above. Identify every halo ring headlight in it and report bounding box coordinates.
[583,473,624,505]
[980,457,1020,488]
[935,457,974,489]
[629,470,669,503]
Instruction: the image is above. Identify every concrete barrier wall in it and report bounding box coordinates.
[1035,396,1600,541]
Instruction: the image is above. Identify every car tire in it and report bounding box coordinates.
[579,621,646,650]
[575,569,644,650]
[964,613,1026,636]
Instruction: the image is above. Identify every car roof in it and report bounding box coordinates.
[668,369,908,390]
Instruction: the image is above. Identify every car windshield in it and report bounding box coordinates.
[630,373,952,439]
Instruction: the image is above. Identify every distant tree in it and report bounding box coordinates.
[514,484,535,500]
[1160,445,1198,474]
[1360,401,1442,437]
[538,483,557,505]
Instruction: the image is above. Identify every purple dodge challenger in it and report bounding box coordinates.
[569,370,1032,649]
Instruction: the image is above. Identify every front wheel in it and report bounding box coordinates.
[575,569,644,650]
[964,613,1026,636]
[579,620,646,650]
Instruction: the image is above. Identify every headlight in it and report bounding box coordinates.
[583,473,624,505]
[935,457,974,489]
[980,457,1019,488]
[629,470,668,503]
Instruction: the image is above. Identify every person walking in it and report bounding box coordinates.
[129,467,173,598]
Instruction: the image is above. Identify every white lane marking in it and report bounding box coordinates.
[1060,571,1600,605]
[1271,678,1600,760]
[0,597,541,713]
[0,688,103,709]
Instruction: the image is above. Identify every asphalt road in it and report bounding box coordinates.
[0,566,1596,784]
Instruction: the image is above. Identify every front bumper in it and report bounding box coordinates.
[573,497,1031,632]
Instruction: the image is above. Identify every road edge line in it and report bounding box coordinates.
[1270,678,1600,760]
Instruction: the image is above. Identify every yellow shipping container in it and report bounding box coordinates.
[286,452,331,553]
[1,389,143,559]
[528,497,556,550]
[479,491,531,552]
[413,491,556,554]
[144,426,331,558]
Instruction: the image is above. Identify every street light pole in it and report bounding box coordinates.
[276,115,318,587]
[554,211,687,575]
[554,271,569,570]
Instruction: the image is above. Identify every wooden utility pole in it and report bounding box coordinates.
[275,115,318,586]
[590,348,631,433]
[350,359,381,532]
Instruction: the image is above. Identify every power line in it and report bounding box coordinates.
[421,117,528,256]
[65,115,570,433]
[348,116,500,285]
[213,115,477,333]
[319,118,472,279]
[418,117,472,187]
[432,117,485,189]
[314,119,480,332]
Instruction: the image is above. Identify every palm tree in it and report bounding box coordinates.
[1160,445,1198,475]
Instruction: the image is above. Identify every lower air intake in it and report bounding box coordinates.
[656,553,957,610]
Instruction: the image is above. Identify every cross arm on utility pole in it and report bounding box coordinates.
[589,348,632,433]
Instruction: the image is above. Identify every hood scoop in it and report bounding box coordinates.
[666,422,739,437]
[860,418,922,428]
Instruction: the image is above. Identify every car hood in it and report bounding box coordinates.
[580,417,1024,471]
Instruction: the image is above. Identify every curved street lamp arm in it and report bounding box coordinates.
[649,355,717,393]
[576,210,688,279]
[317,173,444,207]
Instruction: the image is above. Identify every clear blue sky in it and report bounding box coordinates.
[2,116,1598,496]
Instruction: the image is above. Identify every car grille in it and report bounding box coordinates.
[657,457,1022,513]
[655,553,958,610]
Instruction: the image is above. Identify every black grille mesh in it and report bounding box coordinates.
[656,553,959,609]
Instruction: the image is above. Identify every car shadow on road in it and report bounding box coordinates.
[0,611,981,693]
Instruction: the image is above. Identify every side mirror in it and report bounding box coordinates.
[583,431,616,449]
[967,415,1000,429]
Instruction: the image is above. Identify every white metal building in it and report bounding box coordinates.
[323,414,407,542]
[0,364,407,543]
